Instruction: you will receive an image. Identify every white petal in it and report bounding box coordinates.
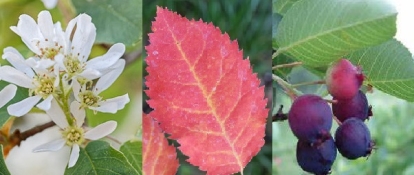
[68,144,80,168]
[79,69,101,80]
[86,43,125,71]
[90,102,117,113]
[46,98,69,129]
[104,94,129,110]
[0,84,17,108]
[0,66,34,88]
[33,138,66,152]
[41,0,58,9]
[72,81,81,102]
[2,47,35,77]
[70,101,85,127]
[84,121,117,140]
[94,59,125,94]
[54,54,66,71]
[7,96,41,117]
[71,14,95,61]
[38,11,54,41]
[12,14,42,55]
[36,95,53,111]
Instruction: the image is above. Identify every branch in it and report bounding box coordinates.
[10,121,56,146]
[272,105,288,122]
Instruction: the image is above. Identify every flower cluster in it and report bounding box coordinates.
[0,11,129,167]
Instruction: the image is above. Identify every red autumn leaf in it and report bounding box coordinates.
[142,113,179,175]
[145,7,268,175]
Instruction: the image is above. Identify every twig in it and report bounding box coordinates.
[272,105,288,122]
[10,121,56,146]
[272,61,303,70]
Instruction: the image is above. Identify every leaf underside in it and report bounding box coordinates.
[275,0,397,67]
[347,39,414,102]
[145,7,268,175]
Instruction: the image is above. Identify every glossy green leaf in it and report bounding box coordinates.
[273,54,295,77]
[0,145,10,175]
[275,0,397,67]
[347,39,414,102]
[73,0,142,46]
[274,0,300,15]
[0,81,28,127]
[120,140,142,174]
[65,140,139,175]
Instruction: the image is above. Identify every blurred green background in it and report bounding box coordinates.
[142,0,272,174]
[273,67,414,175]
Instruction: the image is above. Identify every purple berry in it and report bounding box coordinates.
[335,118,374,159]
[288,94,333,144]
[332,90,369,122]
[296,137,337,175]
[326,59,364,100]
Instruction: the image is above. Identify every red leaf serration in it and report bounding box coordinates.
[143,113,179,175]
[145,7,268,175]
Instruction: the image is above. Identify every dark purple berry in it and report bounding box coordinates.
[296,137,337,175]
[288,94,333,144]
[326,59,364,100]
[332,90,369,122]
[335,118,374,159]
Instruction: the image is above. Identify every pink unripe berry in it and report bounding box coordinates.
[326,59,364,100]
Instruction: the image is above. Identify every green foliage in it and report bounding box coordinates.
[73,0,142,47]
[0,145,10,175]
[65,141,139,175]
[274,0,397,66]
[347,39,414,102]
[274,0,299,15]
[120,140,142,174]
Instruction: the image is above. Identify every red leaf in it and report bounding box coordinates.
[143,113,179,175]
[145,7,268,175]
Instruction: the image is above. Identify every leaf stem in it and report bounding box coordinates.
[272,61,303,70]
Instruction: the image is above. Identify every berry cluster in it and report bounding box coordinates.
[288,59,374,175]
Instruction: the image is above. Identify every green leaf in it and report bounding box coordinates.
[73,0,142,46]
[0,145,10,175]
[120,140,142,174]
[274,0,300,15]
[275,0,397,67]
[0,82,28,127]
[65,140,139,175]
[347,39,414,102]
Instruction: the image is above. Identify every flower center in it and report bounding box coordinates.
[62,126,84,146]
[33,75,55,98]
[36,39,64,60]
[79,90,101,108]
[64,56,84,77]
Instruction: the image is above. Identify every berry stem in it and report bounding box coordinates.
[273,74,303,100]
[291,80,325,88]
[272,61,303,70]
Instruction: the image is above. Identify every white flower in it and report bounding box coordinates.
[41,0,58,9]
[72,59,130,113]
[0,48,59,116]
[54,13,125,84]
[10,11,65,61]
[0,84,18,108]
[33,99,117,167]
